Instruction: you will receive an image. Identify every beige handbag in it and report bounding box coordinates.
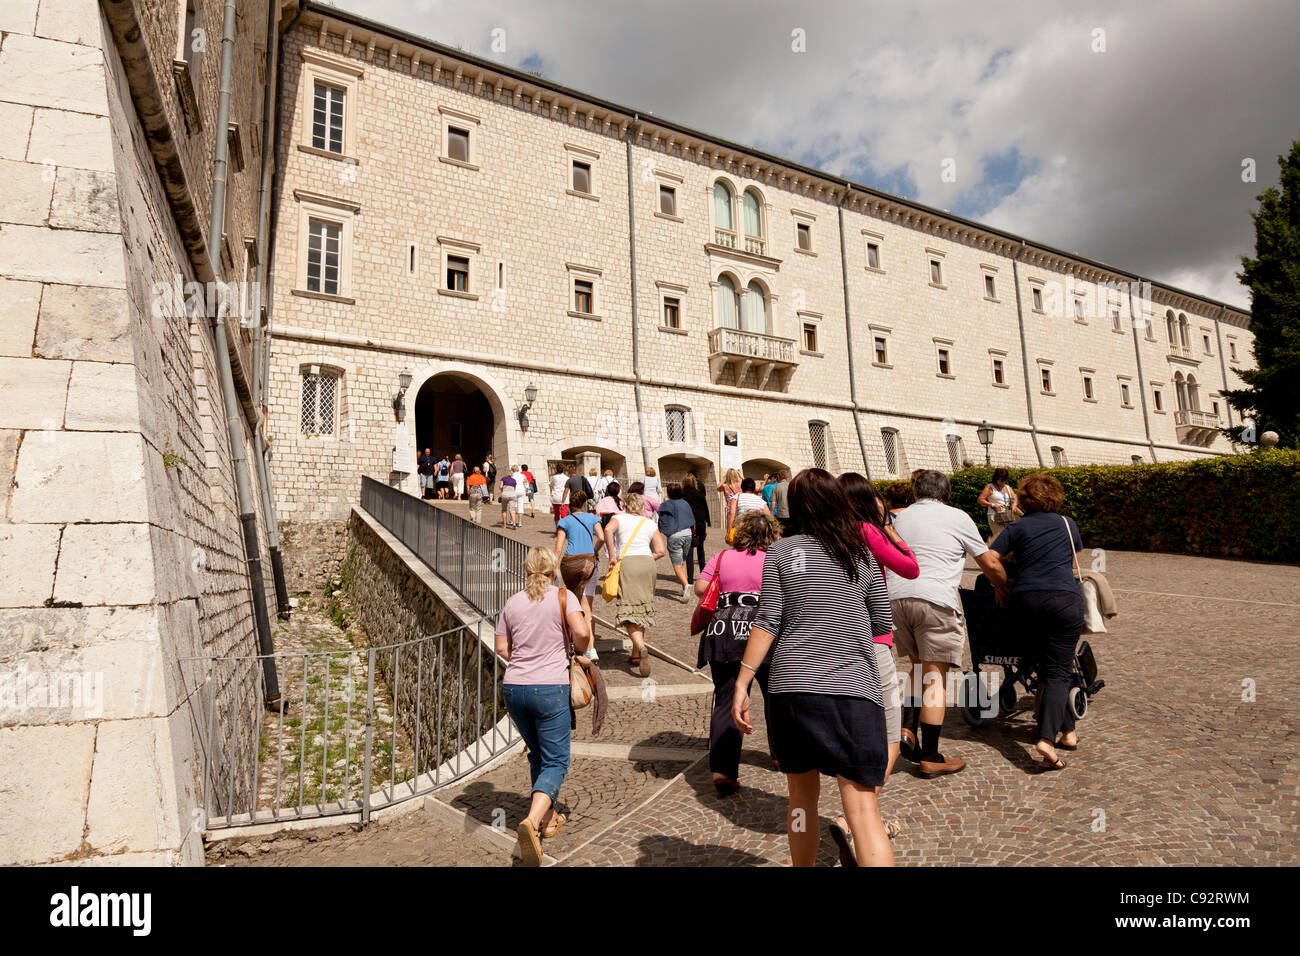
[559,589,596,709]
[1063,516,1107,634]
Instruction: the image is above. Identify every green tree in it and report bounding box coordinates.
[1224,138,1300,447]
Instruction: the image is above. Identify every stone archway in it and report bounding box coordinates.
[741,456,789,482]
[408,365,511,494]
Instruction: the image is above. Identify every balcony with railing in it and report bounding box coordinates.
[744,235,765,255]
[1174,408,1220,446]
[708,326,797,390]
[714,228,736,249]
[1167,343,1195,360]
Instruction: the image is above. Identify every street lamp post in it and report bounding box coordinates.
[516,382,539,432]
[976,419,995,467]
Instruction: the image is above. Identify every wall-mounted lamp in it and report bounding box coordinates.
[392,367,413,423]
[515,382,539,432]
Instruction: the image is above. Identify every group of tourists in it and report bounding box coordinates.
[490,460,1090,866]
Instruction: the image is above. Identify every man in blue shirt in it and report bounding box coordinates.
[658,483,697,601]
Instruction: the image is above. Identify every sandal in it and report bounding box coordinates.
[830,817,858,868]
[1056,735,1078,751]
[1036,749,1067,771]
[516,819,543,866]
[540,812,566,839]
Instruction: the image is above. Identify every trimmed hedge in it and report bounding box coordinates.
[872,449,1300,562]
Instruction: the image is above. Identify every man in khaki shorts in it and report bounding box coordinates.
[887,471,1006,778]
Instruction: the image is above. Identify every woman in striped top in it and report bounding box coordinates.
[732,468,895,867]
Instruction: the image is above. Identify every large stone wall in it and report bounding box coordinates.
[0,0,276,865]
[341,509,503,778]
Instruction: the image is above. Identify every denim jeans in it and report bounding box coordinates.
[502,684,571,804]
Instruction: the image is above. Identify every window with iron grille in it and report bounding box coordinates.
[1051,446,1069,467]
[312,81,345,153]
[301,370,337,436]
[946,436,964,472]
[665,407,688,443]
[306,218,341,295]
[809,421,828,470]
[881,428,899,475]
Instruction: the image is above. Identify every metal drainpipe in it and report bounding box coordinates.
[624,116,652,475]
[1127,278,1159,462]
[251,0,292,618]
[208,0,280,704]
[1011,245,1045,466]
[837,192,872,477]
[1212,305,1234,430]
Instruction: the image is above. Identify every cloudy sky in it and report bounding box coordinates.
[329,0,1300,309]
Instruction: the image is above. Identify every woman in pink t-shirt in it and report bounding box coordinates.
[494,547,591,865]
[692,510,783,794]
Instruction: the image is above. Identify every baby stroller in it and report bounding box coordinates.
[957,574,1104,726]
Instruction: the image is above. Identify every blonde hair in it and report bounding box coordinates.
[645,466,656,476]
[723,468,742,487]
[524,547,558,600]
[622,492,644,516]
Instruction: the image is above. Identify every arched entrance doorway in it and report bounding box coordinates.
[560,445,628,485]
[741,457,788,482]
[414,373,497,480]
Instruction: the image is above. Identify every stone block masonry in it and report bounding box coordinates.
[0,0,279,865]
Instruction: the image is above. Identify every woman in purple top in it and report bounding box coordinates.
[494,547,592,865]
[693,510,782,794]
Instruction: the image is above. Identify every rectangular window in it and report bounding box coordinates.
[663,296,680,329]
[1041,368,1053,392]
[1083,375,1094,400]
[1229,341,1237,361]
[446,255,469,292]
[1074,299,1085,321]
[312,81,345,153]
[937,348,951,375]
[1203,334,1212,354]
[930,259,943,285]
[1051,446,1068,468]
[992,358,1005,385]
[1212,400,1220,417]
[571,160,592,194]
[1031,287,1043,312]
[984,274,996,299]
[1121,383,1131,406]
[300,371,336,436]
[574,279,594,314]
[497,260,505,289]
[306,218,341,295]
[659,184,676,216]
[866,242,880,270]
[796,222,812,251]
[1111,308,1122,331]
[802,322,818,352]
[874,336,888,365]
[447,126,470,163]
[1153,388,1164,412]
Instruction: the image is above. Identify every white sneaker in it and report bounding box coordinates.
[584,647,599,662]
[681,583,691,601]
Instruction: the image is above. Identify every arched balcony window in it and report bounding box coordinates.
[715,274,739,329]
[712,181,735,247]
[741,280,768,333]
[743,189,764,254]
[1178,314,1190,349]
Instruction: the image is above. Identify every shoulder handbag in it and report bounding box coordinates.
[1062,515,1106,634]
[559,589,596,709]
[690,551,724,635]
[600,516,647,603]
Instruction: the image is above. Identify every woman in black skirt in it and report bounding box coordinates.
[732,468,894,867]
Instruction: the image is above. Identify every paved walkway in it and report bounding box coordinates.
[216,501,1300,866]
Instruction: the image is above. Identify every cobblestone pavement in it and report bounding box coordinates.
[220,501,1300,866]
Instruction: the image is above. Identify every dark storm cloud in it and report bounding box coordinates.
[332,0,1300,307]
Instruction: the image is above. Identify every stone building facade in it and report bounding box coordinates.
[0,0,279,864]
[266,3,1255,576]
